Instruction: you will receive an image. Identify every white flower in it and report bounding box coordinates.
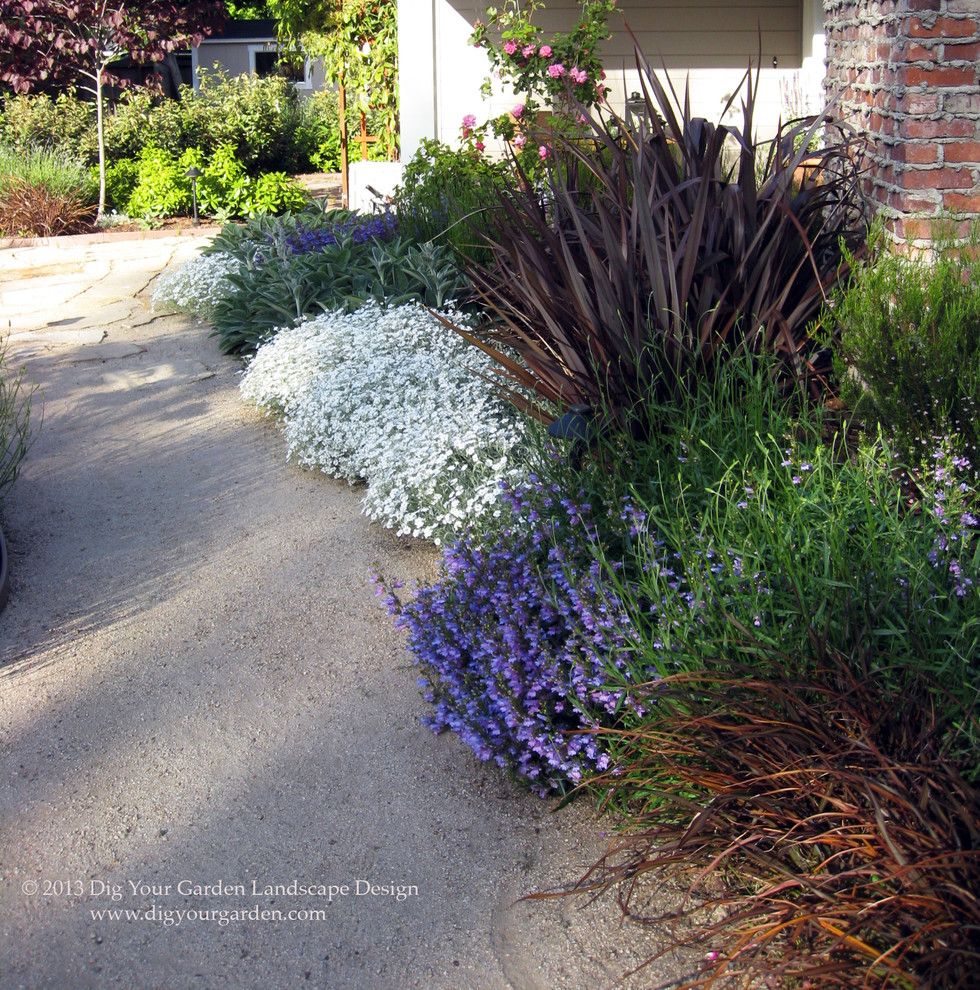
[152,251,243,321]
[240,301,529,541]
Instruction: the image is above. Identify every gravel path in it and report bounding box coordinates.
[0,238,686,990]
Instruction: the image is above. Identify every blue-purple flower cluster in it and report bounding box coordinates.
[283,213,397,256]
[380,479,645,796]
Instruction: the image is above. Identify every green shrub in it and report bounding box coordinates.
[0,93,94,159]
[124,147,196,219]
[103,158,141,213]
[120,145,307,221]
[1,73,347,176]
[391,139,508,260]
[0,144,98,236]
[832,231,980,461]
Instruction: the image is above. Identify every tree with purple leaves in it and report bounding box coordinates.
[0,1,226,216]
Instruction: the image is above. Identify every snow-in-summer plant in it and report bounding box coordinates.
[240,301,529,541]
[152,251,243,322]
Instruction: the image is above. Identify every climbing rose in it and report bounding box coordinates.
[475,140,486,152]
[522,44,536,57]
[503,40,517,55]
[462,114,477,128]
[539,144,550,159]
[570,67,588,84]
[512,103,524,118]
[539,44,552,57]
[547,63,565,78]
[513,133,527,149]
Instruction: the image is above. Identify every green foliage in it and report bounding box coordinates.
[0,72,347,176]
[390,140,508,261]
[0,144,97,202]
[831,231,980,461]
[0,93,94,157]
[269,0,399,158]
[0,340,34,501]
[210,232,468,355]
[553,362,979,766]
[117,144,306,220]
[123,146,196,219]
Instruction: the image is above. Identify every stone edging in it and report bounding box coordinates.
[0,225,222,251]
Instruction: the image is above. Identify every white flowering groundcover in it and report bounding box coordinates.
[240,302,529,542]
[152,251,242,322]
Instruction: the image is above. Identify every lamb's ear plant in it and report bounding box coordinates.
[448,47,869,427]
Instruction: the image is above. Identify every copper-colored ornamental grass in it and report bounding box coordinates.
[542,661,980,988]
[0,177,96,237]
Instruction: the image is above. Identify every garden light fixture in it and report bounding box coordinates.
[185,166,203,225]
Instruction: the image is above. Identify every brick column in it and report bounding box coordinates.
[824,0,979,246]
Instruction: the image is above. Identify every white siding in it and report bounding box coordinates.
[399,0,826,158]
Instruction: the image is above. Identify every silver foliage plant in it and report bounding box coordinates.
[240,301,529,543]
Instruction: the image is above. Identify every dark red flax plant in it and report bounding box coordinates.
[453,47,870,428]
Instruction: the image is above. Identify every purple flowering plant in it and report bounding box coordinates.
[380,476,649,796]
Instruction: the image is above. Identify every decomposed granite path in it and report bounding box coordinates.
[0,236,691,990]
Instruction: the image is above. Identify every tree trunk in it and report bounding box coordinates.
[96,68,107,219]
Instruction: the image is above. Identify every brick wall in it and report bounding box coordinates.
[824,0,979,245]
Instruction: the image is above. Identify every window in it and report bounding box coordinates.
[247,44,312,89]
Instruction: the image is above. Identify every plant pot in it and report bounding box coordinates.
[0,526,9,615]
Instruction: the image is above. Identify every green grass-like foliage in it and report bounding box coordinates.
[559,365,978,747]
[457,51,868,428]
[832,231,980,462]
[0,341,34,500]
[0,144,97,202]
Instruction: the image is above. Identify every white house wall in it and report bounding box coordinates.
[399,0,827,159]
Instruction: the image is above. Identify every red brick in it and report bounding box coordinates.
[901,167,974,189]
[944,141,980,163]
[909,16,977,38]
[905,41,936,61]
[942,191,980,212]
[905,92,940,114]
[899,143,940,163]
[902,118,976,139]
[944,0,980,14]
[903,65,977,86]
[942,93,980,115]
[946,41,980,63]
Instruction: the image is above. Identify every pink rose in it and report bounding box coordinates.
[547,63,565,78]
[503,40,517,55]
[512,103,524,118]
[475,140,486,152]
[538,144,550,159]
[522,44,536,58]
[538,45,552,57]
[513,133,527,149]
[462,114,477,128]
[570,67,588,84]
